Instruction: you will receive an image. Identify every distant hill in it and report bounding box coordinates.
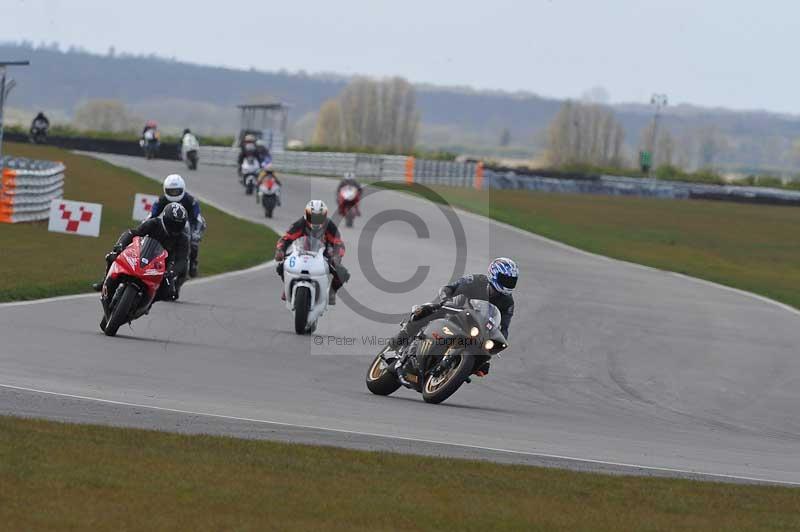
[2,42,799,172]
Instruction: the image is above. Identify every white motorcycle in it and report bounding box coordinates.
[257,175,281,218]
[283,236,331,334]
[181,133,200,170]
[240,156,260,195]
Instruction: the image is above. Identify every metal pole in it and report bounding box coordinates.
[0,68,7,164]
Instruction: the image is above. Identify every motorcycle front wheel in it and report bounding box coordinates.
[422,350,474,404]
[104,284,137,337]
[294,286,311,334]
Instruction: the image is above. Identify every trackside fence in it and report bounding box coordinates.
[193,146,800,205]
[0,156,65,223]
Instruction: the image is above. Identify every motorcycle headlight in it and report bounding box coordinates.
[470,326,480,337]
[483,340,495,351]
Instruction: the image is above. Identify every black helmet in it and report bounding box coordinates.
[183,128,191,136]
[162,202,188,236]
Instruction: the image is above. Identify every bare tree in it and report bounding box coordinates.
[311,76,419,152]
[546,100,625,167]
[312,99,344,146]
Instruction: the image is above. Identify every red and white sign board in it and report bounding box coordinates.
[47,199,102,237]
[132,193,159,221]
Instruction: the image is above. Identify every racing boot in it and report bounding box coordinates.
[328,286,336,306]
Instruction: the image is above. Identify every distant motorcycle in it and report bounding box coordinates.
[181,133,200,170]
[240,156,260,195]
[282,236,333,334]
[366,297,508,404]
[337,185,360,228]
[140,129,160,159]
[100,236,172,337]
[258,174,280,218]
[29,119,49,144]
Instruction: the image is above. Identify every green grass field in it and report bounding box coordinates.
[0,415,797,531]
[379,182,800,310]
[0,143,276,301]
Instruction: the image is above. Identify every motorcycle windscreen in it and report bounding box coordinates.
[293,236,325,255]
[139,236,167,269]
[469,299,505,340]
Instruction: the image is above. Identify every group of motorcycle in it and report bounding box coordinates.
[138,122,200,171]
[96,147,499,404]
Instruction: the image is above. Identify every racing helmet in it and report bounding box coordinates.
[163,174,186,202]
[304,200,328,238]
[162,202,188,236]
[488,257,519,296]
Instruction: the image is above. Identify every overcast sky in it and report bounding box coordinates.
[4,0,796,114]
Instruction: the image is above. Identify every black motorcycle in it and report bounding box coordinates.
[29,120,48,144]
[366,297,508,404]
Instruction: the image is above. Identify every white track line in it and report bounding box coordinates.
[0,382,797,487]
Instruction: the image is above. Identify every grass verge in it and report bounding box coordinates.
[0,415,797,531]
[0,142,276,301]
[377,182,800,310]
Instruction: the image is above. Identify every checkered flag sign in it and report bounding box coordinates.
[132,193,159,221]
[47,199,103,237]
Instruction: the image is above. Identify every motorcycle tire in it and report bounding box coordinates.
[366,349,401,396]
[422,349,474,404]
[104,284,137,337]
[294,286,311,334]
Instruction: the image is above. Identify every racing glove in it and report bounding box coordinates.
[274,249,285,262]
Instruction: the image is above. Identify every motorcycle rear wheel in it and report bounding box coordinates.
[104,284,137,337]
[366,349,401,396]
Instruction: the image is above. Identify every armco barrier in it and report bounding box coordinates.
[484,170,800,205]
[197,147,411,180]
[0,156,66,223]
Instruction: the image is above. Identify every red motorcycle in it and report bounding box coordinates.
[100,236,168,337]
[337,185,361,228]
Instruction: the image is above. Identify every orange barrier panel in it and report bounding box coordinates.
[405,157,415,184]
[474,161,484,190]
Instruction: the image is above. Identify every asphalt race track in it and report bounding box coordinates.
[2,152,799,485]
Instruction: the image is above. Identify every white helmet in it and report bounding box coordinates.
[343,171,355,180]
[163,174,186,202]
[304,200,328,237]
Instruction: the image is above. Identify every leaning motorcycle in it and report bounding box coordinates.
[258,175,280,218]
[338,185,360,228]
[282,236,332,334]
[240,156,260,195]
[366,298,508,404]
[99,236,171,337]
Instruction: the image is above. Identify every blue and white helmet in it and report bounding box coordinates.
[488,257,519,295]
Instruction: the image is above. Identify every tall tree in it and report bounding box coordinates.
[312,76,419,152]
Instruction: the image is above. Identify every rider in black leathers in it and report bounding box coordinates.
[93,203,190,301]
[390,262,518,377]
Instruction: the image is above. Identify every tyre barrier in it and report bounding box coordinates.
[0,156,66,223]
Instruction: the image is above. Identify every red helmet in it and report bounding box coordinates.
[146,120,157,128]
